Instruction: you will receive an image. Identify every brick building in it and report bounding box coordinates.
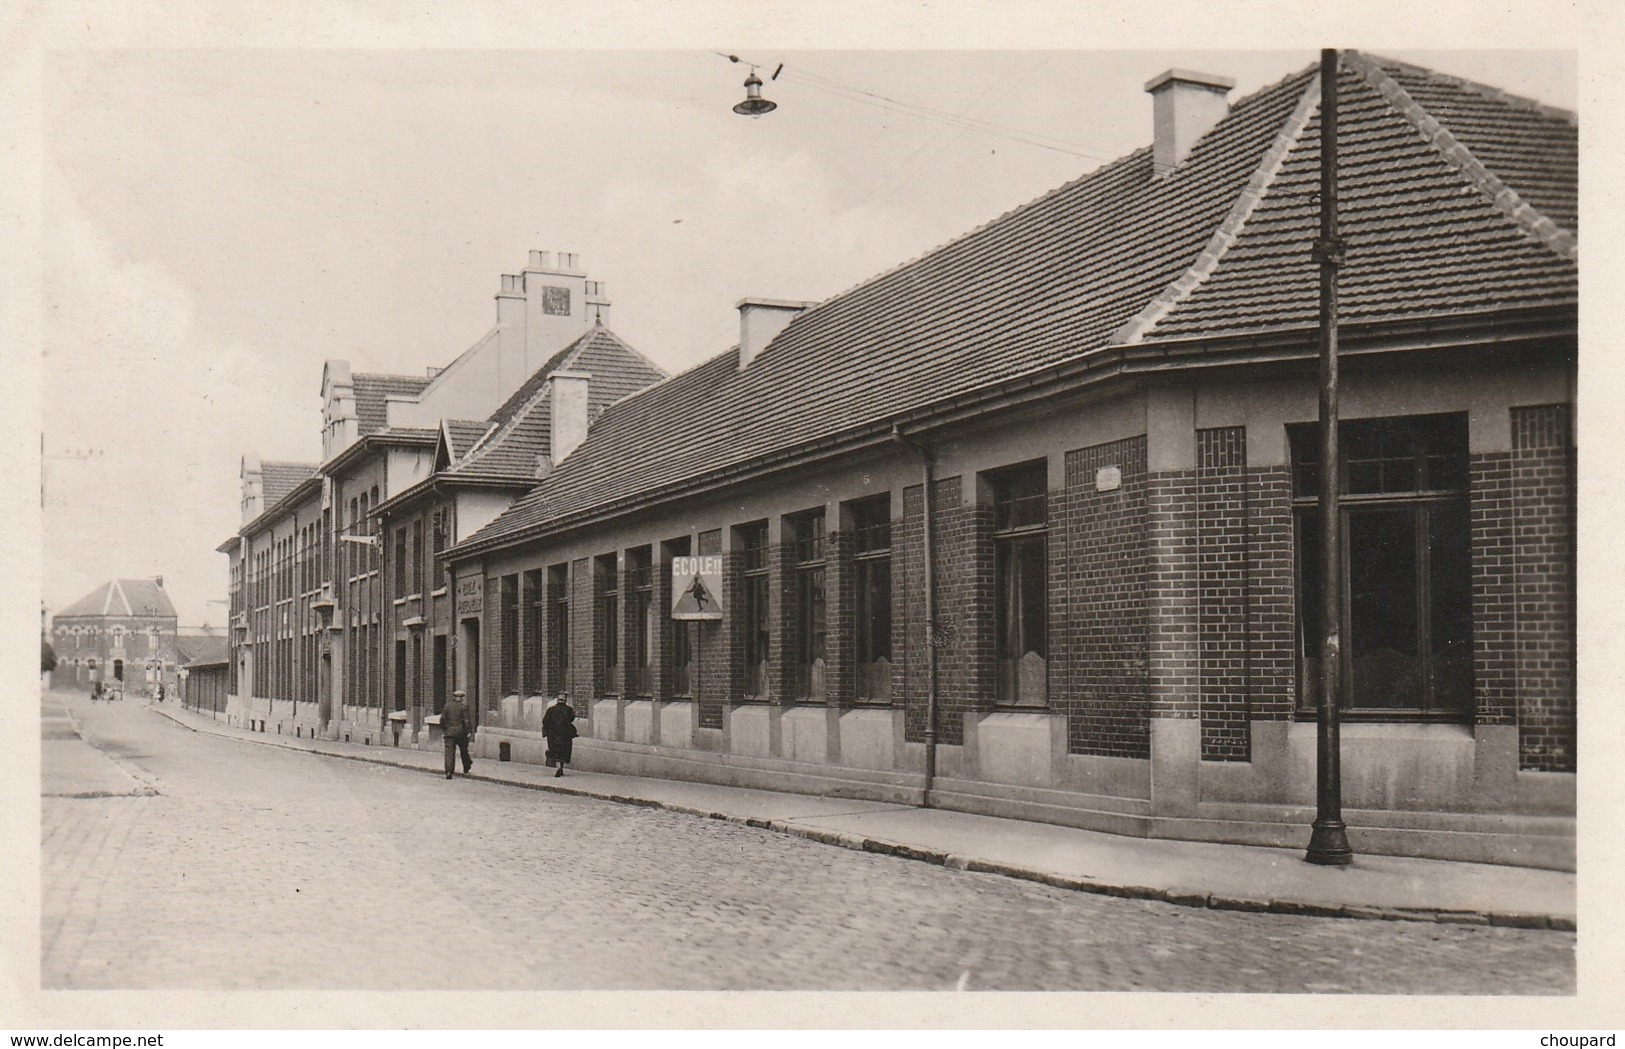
[217,252,665,748]
[442,54,1577,868]
[50,578,180,694]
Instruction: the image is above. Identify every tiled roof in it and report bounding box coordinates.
[1141,56,1577,340]
[443,420,492,460]
[177,634,229,666]
[448,326,666,482]
[353,373,432,436]
[260,460,318,506]
[56,579,177,619]
[457,52,1576,554]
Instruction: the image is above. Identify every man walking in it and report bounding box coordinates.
[441,689,474,779]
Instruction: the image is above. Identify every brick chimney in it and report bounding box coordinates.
[549,371,592,466]
[1145,69,1235,175]
[737,298,817,370]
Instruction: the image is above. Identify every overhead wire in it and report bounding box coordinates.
[716,51,1122,161]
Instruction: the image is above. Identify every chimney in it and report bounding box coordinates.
[240,455,264,525]
[1144,69,1235,175]
[495,273,527,397]
[549,371,592,466]
[737,298,817,370]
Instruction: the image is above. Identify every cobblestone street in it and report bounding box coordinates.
[40,692,1575,992]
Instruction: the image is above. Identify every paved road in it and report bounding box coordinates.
[40,691,1575,992]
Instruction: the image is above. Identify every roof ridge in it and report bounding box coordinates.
[1353,50,1576,125]
[1112,70,1322,345]
[586,323,670,381]
[1344,50,1577,262]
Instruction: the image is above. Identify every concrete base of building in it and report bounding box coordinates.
[475,701,1575,871]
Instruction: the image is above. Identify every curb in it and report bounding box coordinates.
[143,704,1576,933]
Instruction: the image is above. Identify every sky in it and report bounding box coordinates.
[30,38,1579,630]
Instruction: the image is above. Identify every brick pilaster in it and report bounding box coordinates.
[1197,427,1250,762]
[1512,405,1575,772]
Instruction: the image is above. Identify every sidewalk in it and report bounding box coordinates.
[143,699,1576,931]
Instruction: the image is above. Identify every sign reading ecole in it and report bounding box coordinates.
[671,555,724,620]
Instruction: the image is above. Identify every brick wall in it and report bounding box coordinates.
[931,477,988,748]
[1062,437,1150,759]
[1148,468,1200,721]
[1512,405,1575,772]
[1197,427,1251,762]
[899,484,929,743]
[1246,465,1297,720]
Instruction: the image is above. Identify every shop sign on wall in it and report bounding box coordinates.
[455,577,484,617]
[671,555,724,620]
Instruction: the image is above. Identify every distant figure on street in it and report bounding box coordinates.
[91,681,103,702]
[441,689,474,780]
[542,694,578,778]
[156,682,165,704]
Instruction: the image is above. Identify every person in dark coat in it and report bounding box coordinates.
[542,694,578,778]
[441,689,474,779]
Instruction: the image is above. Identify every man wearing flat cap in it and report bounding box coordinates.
[441,689,474,779]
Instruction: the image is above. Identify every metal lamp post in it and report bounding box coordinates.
[1305,47,1354,866]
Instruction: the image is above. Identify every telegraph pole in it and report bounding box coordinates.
[1305,48,1354,866]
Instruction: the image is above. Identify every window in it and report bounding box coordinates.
[849,495,893,704]
[393,528,409,598]
[990,461,1048,707]
[628,547,654,696]
[411,519,423,595]
[548,563,570,694]
[432,508,450,589]
[498,574,520,696]
[788,509,827,701]
[394,640,407,711]
[521,569,545,694]
[737,522,770,698]
[666,537,693,697]
[597,554,619,695]
[1289,413,1472,719]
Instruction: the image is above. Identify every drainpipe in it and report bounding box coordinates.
[891,424,939,808]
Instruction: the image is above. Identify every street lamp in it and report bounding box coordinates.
[1305,47,1353,867]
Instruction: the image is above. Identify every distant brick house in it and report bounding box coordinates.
[51,578,180,693]
[443,54,1576,868]
[217,252,665,746]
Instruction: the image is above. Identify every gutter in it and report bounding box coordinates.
[890,424,939,809]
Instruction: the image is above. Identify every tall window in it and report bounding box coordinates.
[411,519,423,595]
[628,547,654,696]
[738,523,770,698]
[850,495,893,703]
[393,528,409,598]
[499,574,520,696]
[1290,413,1472,719]
[991,461,1049,707]
[394,640,407,711]
[431,508,450,590]
[548,563,570,694]
[521,569,545,694]
[597,554,619,695]
[666,537,693,697]
[789,509,827,701]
